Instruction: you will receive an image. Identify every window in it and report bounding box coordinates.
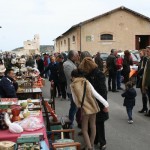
[100,34,113,40]
[64,40,66,45]
[72,36,75,42]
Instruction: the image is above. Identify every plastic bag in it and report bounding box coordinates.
[18,117,44,131]
[9,122,23,133]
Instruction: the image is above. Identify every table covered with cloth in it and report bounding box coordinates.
[0,111,49,150]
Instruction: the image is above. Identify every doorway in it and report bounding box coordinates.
[135,35,150,50]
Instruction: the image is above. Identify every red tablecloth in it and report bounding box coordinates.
[0,111,49,147]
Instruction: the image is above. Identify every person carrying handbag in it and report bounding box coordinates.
[70,69,109,150]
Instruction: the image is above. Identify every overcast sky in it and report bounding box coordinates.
[0,0,150,51]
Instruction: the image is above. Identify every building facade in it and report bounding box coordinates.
[55,6,150,55]
[24,34,40,55]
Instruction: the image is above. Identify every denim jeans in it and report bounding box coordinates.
[44,66,50,78]
[117,70,121,89]
[67,93,77,126]
[126,107,133,120]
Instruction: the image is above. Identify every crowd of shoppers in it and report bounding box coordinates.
[1,47,150,150]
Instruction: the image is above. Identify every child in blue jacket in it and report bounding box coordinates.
[121,81,137,124]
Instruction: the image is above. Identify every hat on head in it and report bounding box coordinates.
[0,65,6,73]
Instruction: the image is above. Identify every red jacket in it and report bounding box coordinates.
[116,57,123,70]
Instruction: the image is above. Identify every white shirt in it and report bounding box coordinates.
[71,81,109,108]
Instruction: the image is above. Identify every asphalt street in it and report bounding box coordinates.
[42,78,150,150]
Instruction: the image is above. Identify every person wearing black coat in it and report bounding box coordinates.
[26,56,35,68]
[36,55,44,74]
[106,49,118,92]
[41,56,61,98]
[57,61,67,100]
[0,69,18,98]
[122,50,133,84]
[121,81,137,124]
[86,68,108,149]
[78,57,109,150]
[136,50,148,113]
[95,52,104,71]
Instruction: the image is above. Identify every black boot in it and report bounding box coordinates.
[139,95,148,113]
[108,87,111,91]
[145,110,150,117]
[138,108,148,113]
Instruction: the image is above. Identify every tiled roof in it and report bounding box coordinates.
[55,6,150,40]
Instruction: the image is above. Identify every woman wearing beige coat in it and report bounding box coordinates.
[70,69,109,150]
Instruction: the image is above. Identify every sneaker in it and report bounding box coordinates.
[128,120,133,124]
[100,145,106,150]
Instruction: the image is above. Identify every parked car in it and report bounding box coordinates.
[129,50,141,63]
[100,53,109,61]
[117,50,140,66]
[99,53,109,70]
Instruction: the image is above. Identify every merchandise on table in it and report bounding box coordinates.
[18,116,44,131]
[17,134,42,150]
[0,141,16,150]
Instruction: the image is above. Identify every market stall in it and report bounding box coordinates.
[0,98,49,150]
[15,67,44,100]
[17,88,42,100]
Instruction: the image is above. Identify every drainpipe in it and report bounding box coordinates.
[79,23,82,52]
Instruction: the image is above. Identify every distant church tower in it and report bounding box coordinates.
[34,34,40,51]
[23,34,40,55]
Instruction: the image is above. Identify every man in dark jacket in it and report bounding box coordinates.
[41,56,61,97]
[0,69,18,98]
[106,49,118,92]
[57,54,67,100]
[26,56,35,68]
[36,55,44,75]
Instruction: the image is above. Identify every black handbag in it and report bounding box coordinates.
[81,81,87,108]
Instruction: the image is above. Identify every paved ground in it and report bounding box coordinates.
[42,78,150,150]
